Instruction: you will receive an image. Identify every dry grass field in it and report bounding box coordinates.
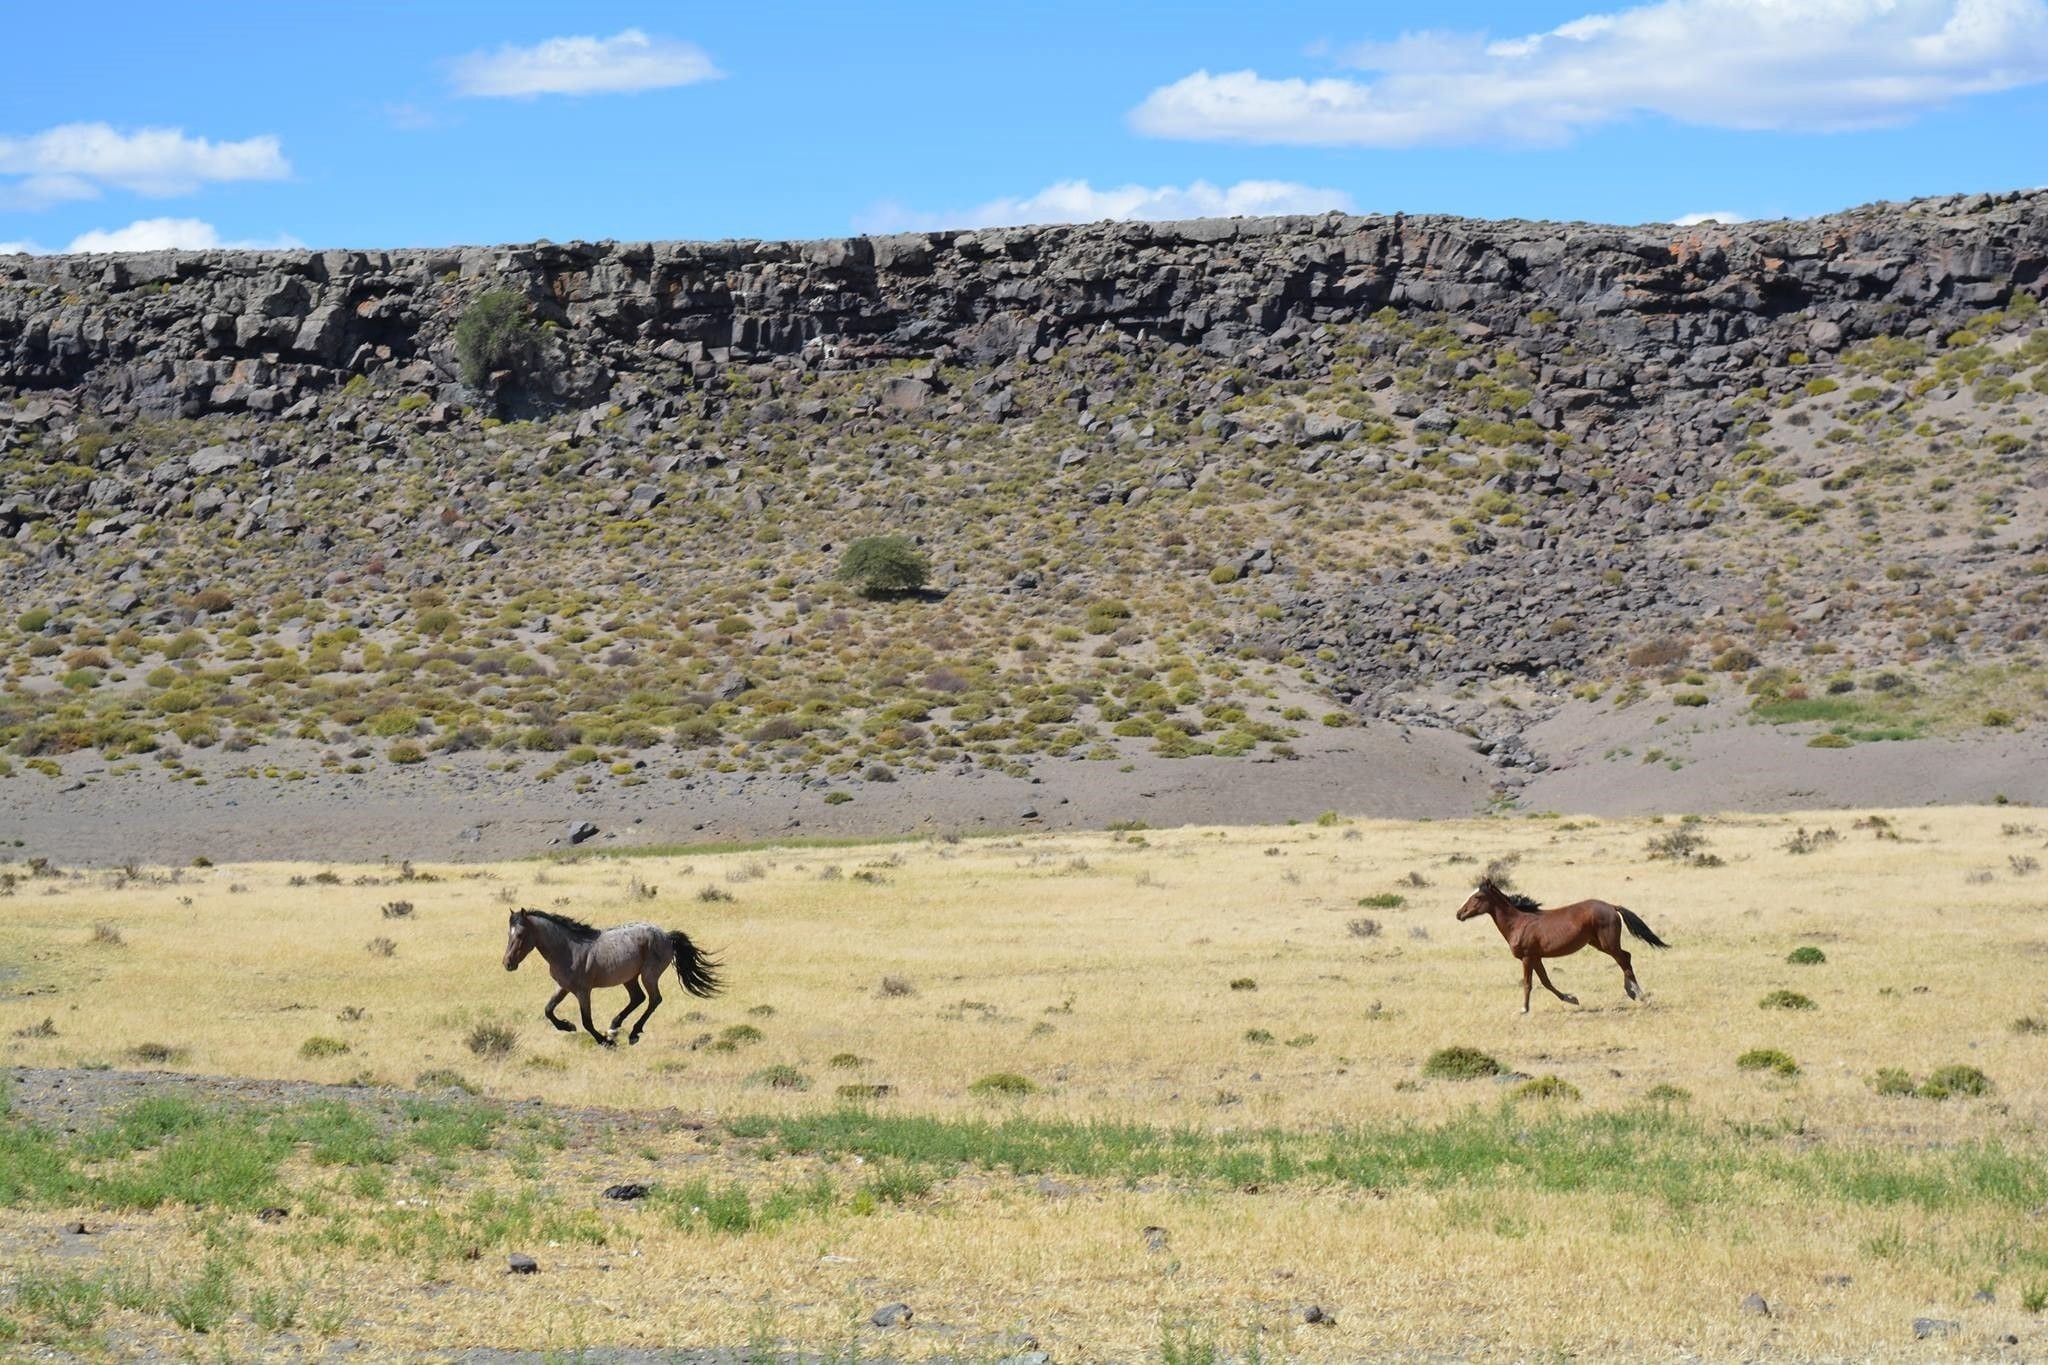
[2,807,2047,1360]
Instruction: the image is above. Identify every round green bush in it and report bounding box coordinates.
[1760,990,1817,1010]
[836,535,929,597]
[968,1072,1038,1097]
[1737,1048,1799,1076]
[1786,946,1827,965]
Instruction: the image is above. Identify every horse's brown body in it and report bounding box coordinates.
[1456,880,1669,1013]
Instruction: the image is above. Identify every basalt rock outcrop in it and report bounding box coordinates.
[5,189,2043,423]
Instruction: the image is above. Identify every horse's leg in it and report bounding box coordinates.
[575,990,614,1047]
[1612,944,1641,1000]
[628,968,663,1045]
[1519,957,1534,1014]
[608,980,646,1036]
[543,988,575,1032]
[1531,958,1579,1006]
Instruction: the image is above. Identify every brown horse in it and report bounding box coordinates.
[1455,879,1669,1013]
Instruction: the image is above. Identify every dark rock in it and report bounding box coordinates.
[257,1206,289,1223]
[1912,1318,1958,1340]
[1740,1293,1770,1317]
[870,1302,912,1328]
[507,1253,538,1274]
[565,820,599,846]
[1301,1304,1334,1325]
[602,1183,649,1201]
[1142,1225,1170,1252]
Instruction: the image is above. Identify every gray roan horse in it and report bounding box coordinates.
[504,909,723,1046]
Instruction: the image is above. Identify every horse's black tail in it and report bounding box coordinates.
[668,930,724,997]
[1618,906,1670,949]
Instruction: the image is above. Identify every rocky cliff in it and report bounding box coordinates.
[6,189,2043,422]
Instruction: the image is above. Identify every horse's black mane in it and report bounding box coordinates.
[526,909,603,940]
[1480,879,1543,913]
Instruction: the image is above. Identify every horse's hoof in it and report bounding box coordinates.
[1563,995,1580,1006]
[627,1033,642,1046]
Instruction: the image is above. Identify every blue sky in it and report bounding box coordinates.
[4,0,2047,253]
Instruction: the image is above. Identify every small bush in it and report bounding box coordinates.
[968,1072,1038,1097]
[1348,917,1381,938]
[824,790,854,805]
[366,936,396,958]
[697,885,734,904]
[130,1041,186,1064]
[719,1024,764,1046]
[836,535,930,597]
[1358,892,1406,909]
[1643,1083,1691,1102]
[1918,1065,1992,1100]
[1785,946,1826,965]
[2013,1016,2048,1035]
[877,975,916,997]
[454,289,539,388]
[1871,1067,1917,1096]
[1673,691,1709,707]
[827,1052,867,1069]
[415,1068,477,1094]
[466,1022,517,1058]
[1515,1074,1581,1101]
[381,900,415,919]
[1737,1048,1799,1076]
[1422,1046,1503,1080]
[1243,1028,1275,1044]
[745,1065,811,1091]
[91,922,124,946]
[299,1036,351,1059]
[1760,990,1816,1011]
[1229,977,1257,991]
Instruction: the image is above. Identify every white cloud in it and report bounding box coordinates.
[0,239,45,255]
[61,218,304,254]
[856,178,1355,233]
[1672,210,1748,225]
[1131,0,2048,146]
[451,28,720,97]
[0,123,289,206]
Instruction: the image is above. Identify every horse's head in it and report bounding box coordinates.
[1456,880,1505,921]
[504,910,536,971]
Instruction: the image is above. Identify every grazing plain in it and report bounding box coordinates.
[2,807,2046,1360]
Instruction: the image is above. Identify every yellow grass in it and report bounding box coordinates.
[2,807,2046,1360]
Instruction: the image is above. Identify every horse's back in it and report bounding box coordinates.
[587,922,671,984]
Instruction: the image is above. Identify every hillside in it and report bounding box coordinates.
[3,189,2047,855]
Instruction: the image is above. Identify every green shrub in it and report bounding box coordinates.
[1785,946,1826,965]
[1673,691,1709,707]
[454,289,539,388]
[1358,892,1407,909]
[16,608,51,633]
[1422,1046,1503,1080]
[466,1022,516,1058]
[968,1072,1037,1097]
[1760,990,1816,1010]
[1870,1067,1917,1096]
[836,535,929,597]
[1737,1048,1799,1076]
[1918,1065,1991,1100]
[745,1065,811,1091]
[388,742,426,765]
[299,1036,350,1059]
[1514,1074,1580,1101]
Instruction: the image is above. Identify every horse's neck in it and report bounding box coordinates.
[1486,902,1521,940]
[530,919,585,969]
